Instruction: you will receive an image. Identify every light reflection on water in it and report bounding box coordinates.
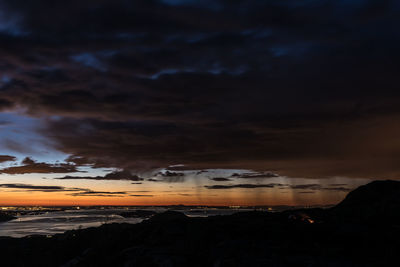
[0,209,144,238]
[0,208,251,238]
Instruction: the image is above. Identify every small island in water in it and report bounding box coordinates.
[0,180,399,266]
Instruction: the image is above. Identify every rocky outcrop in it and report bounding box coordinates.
[331,180,400,222]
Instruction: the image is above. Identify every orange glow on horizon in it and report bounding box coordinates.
[0,190,345,206]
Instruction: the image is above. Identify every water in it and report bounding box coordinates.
[0,209,143,237]
[0,208,254,237]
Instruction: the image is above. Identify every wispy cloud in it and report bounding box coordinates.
[0,183,128,197]
[54,170,143,181]
[205,183,280,189]
[69,191,127,197]
[210,177,232,182]
[0,183,80,192]
[0,157,78,174]
[0,155,16,163]
[205,183,352,192]
[230,172,279,179]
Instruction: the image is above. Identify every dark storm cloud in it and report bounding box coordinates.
[0,0,400,178]
[0,183,75,192]
[0,183,128,196]
[54,170,144,181]
[154,170,185,182]
[0,157,78,174]
[205,183,280,189]
[0,183,127,196]
[0,155,16,163]
[205,183,352,191]
[69,191,127,197]
[210,177,232,182]
[230,172,279,179]
[148,179,162,182]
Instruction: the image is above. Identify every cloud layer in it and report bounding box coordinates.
[0,183,128,197]
[0,155,16,163]
[0,0,399,179]
[0,157,78,174]
[205,183,351,192]
[54,170,143,181]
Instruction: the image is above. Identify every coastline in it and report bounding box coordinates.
[0,180,398,266]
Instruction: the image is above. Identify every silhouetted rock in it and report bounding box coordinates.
[119,210,157,218]
[331,180,400,222]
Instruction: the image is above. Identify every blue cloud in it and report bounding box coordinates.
[70,53,107,72]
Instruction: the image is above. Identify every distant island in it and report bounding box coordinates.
[0,180,399,266]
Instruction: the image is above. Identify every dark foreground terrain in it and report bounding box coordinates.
[0,180,399,267]
[0,212,15,222]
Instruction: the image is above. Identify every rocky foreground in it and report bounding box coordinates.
[0,180,399,266]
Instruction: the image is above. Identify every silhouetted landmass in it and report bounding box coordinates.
[149,210,188,222]
[0,212,15,222]
[331,180,400,222]
[0,180,399,266]
[119,210,157,218]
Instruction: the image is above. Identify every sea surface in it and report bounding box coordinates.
[0,208,251,237]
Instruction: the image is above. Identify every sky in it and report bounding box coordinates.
[0,0,399,206]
